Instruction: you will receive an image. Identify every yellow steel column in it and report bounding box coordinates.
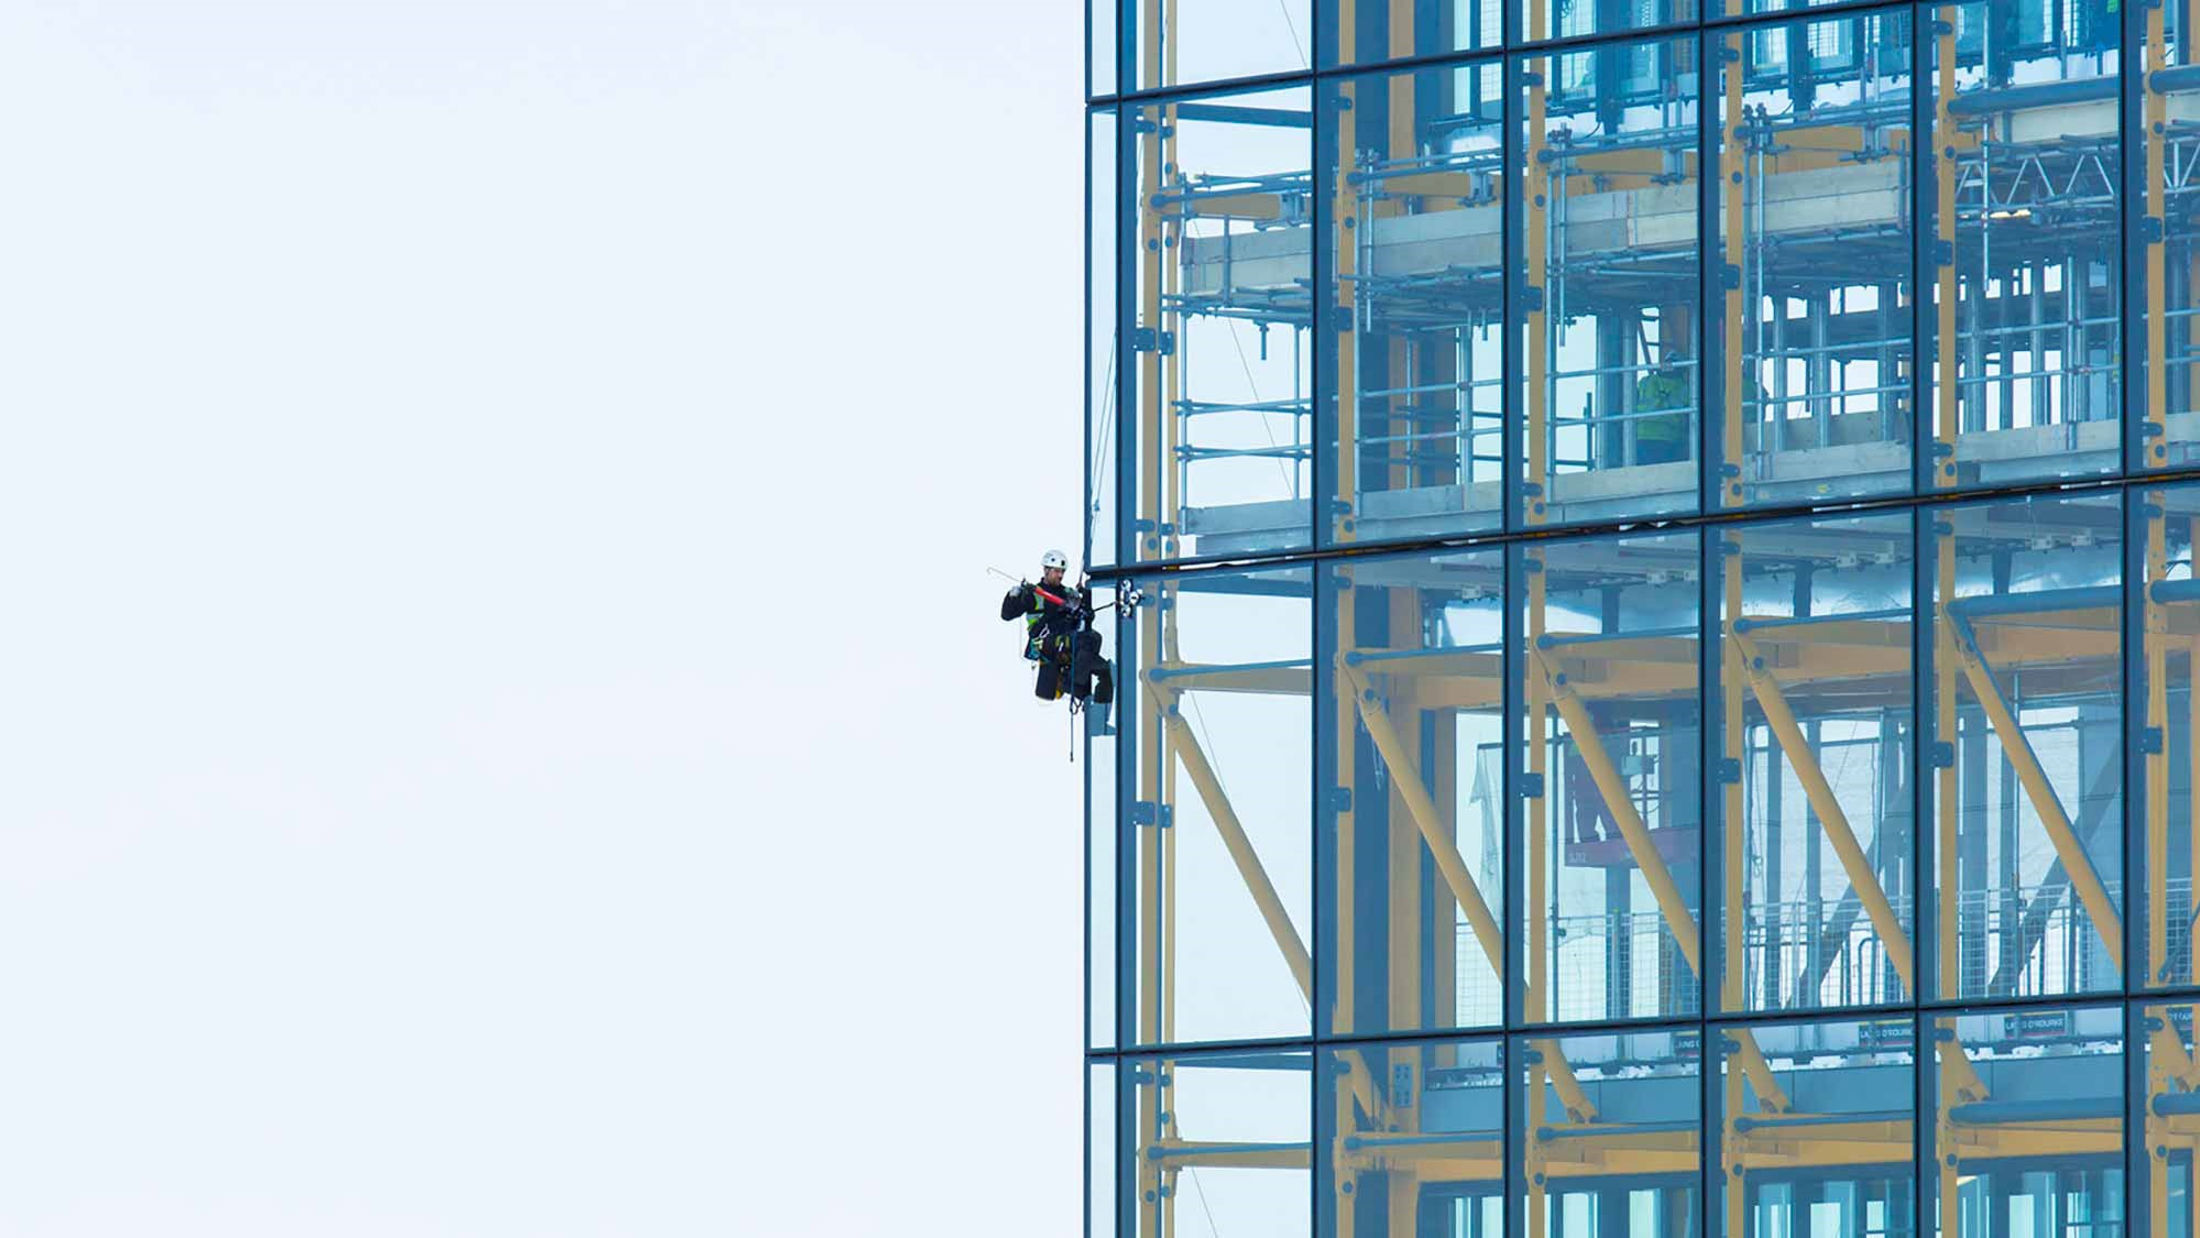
[1332,9,1358,1229]
[1159,572,1180,1052]
[1335,80,1359,542]
[1524,56,1551,527]
[1721,34,1747,509]
[1384,595,1421,1238]
[1433,708,1459,1026]
[2151,497,2171,985]
[1935,524,1959,997]
[1937,1020,1963,1238]
[2152,1016,2173,1238]
[1336,576,1358,1034]
[1137,114,1165,562]
[1931,10,1958,490]
[2150,0,2172,469]
[2190,518,2200,985]
[1724,1031,1747,1238]
[1132,48,1170,1150]
[1526,549,1548,1238]
[1724,565,1747,1013]
[1522,21,1552,1206]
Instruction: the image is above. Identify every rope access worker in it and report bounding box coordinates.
[1001,549,1115,727]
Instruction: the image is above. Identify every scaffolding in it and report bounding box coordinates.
[1106,0,2200,1231]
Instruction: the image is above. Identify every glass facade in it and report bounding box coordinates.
[1085,0,2199,1230]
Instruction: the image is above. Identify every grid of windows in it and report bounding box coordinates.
[1083,0,2200,1232]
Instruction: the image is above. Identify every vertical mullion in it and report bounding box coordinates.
[1909,9,1940,1237]
[2127,487,2149,1234]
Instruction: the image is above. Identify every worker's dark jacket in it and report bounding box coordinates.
[1001,581,1114,704]
[1002,581,1088,661]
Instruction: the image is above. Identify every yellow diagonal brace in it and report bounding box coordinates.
[1733,632,1916,990]
[1163,712,1315,1000]
[1952,639,2125,973]
[1534,649,1702,973]
[1341,661,1505,976]
[2154,1022,2200,1089]
[1341,661,1599,1117]
[1532,648,1789,1111]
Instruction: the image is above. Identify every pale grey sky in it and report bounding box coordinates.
[0,2,1085,1233]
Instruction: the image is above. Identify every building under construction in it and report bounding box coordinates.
[1084,0,2200,1232]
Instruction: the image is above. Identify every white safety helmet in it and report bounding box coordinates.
[1041,549,1069,572]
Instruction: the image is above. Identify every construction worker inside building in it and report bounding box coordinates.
[1634,346,1692,465]
[1001,549,1114,727]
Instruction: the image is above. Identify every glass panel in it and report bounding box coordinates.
[1719,512,1916,1013]
[1927,1006,2124,1237]
[1093,1060,1122,1238]
[1924,0,2122,491]
[1323,63,1505,546]
[1927,492,2124,1001]
[1093,108,1122,573]
[1094,588,1123,1050]
[1321,1040,1504,1236]
[1128,88,1315,562]
[2143,1003,2200,1235]
[1515,1029,1701,1236]
[1716,0,1880,18]
[1322,548,1505,1036]
[1322,0,1498,67]
[1714,1018,1916,1238]
[1715,11,1915,510]
[1520,529,1703,1023]
[1518,0,1693,45]
[1094,0,1120,98]
[1128,566,1312,1046]
[2142,484,2200,989]
[1519,35,1703,527]
[2147,12,2200,470]
[1126,1049,1312,1238]
[1129,0,1312,92]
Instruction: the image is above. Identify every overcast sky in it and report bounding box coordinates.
[0,2,1085,1233]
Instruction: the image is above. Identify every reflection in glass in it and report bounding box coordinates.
[1129,566,1312,1046]
[1714,1018,1916,1238]
[1928,1007,2124,1236]
[1521,530,1703,1023]
[2143,11,2200,469]
[1129,88,1315,561]
[1128,0,1313,93]
[2143,1003,2200,1234]
[1092,1061,1122,1238]
[1720,513,1915,1012]
[2143,485,2200,988]
[1516,1030,1700,1236]
[1093,590,1121,1049]
[1715,10,1915,509]
[1322,1040,1504,1236]
[1323,548,1504,1036]
[1323,63,1505,545]
[1928,493,2124,1000]
[1126,1050,1312,1238]
[1518,0,1691,46]
[1321,0,1498,65]
[1925,0,2122,490]
[1092,0,1119,98]
[1519,35,1702,526]
[1092,108,1121,572]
